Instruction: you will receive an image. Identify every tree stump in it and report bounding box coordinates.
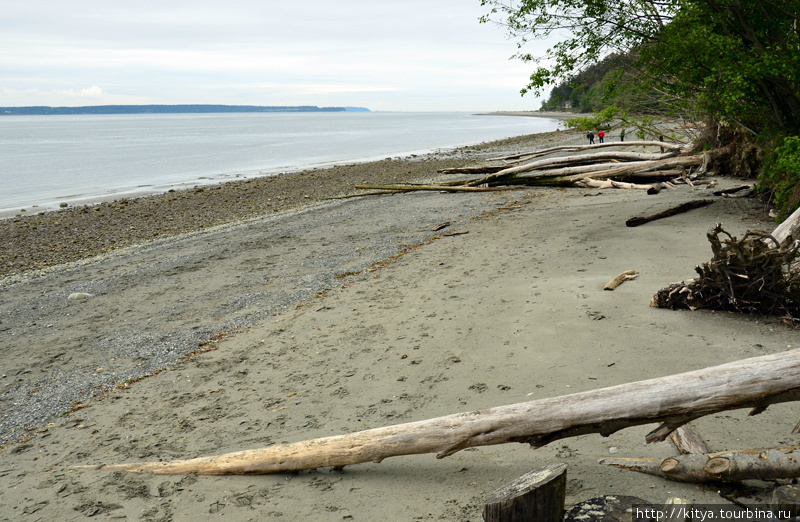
[482,463,567,522]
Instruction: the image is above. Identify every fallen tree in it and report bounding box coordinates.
[74,349,800,475]
[652,223,800,317]
[600,446,800,483]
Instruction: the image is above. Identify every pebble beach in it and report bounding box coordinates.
[1,127,798,521]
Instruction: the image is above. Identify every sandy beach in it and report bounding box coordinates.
[1,129,798,521]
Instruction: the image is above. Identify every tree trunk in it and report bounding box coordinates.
[600,446,800,483]
[487,141,684,162]
[73,349,800,476]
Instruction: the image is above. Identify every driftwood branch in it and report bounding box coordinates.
[600,446,800,483]
[668,425,712,455]
[604,270,638,291]
[73,349,800,475]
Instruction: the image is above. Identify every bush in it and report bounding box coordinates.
[759,136,800,221]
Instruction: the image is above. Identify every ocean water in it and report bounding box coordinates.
[0,112,561,213]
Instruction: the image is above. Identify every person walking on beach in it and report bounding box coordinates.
[587,131,595,144]
[597,130,605,143]
[620,128,626,142]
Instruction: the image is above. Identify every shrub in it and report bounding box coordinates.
[759,136,800,221]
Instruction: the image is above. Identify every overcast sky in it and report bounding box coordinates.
[1,1,555,112]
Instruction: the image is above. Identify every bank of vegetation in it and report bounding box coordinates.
[481,0,800,220]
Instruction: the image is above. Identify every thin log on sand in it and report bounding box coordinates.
[600,446,800,483]
[603,270,638,290]
[353,184,521,193]
[487,141,684,162]
[73,349,800,475]
[626,200,715,227]
[437,165,508,174]
[712,185,753,197]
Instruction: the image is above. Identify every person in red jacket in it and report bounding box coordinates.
[597,130,605,143]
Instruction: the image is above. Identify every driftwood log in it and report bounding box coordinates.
[73,349,800,475]
[487,141,684,162]
[626,200,715,227]
[600,446,800,483]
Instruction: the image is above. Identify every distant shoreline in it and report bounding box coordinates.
[0,104,371,116]
[481,110,572,120]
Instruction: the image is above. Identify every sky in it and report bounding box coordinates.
[1,1,555,112]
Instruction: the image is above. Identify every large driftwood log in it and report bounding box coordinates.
[73,349,800,476]
[469,155,704,187]
[487,141,684,162]
[491,151,680,178]
[600,446,800,483]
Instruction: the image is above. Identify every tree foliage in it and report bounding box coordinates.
[480,0,800,136]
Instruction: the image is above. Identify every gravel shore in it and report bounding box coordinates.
[0,129,585,445]
[0,130,575,280]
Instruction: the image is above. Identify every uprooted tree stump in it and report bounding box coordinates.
[652,224,800,318]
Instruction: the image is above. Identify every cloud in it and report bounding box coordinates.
[1,0,550,111]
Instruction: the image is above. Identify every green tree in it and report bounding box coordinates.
[480,0,800,135]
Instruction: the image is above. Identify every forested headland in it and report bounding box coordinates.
[481,0,800,220]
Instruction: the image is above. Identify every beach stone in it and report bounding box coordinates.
[67,292,94,301]
[563,495,654,522]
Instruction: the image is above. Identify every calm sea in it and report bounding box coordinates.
[0,112,560,214]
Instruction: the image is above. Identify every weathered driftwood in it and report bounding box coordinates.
[576,179,654,191]
[73,349,800,475]
[438,165,508,174]
[668,425,712,455]
[652,224,800,317]
[604,270,638,291]
[772,206,800,248]
[468,155,704,187]
[487,141,684,162]
[482,464,567,522]
[490,151,680,178]
[600,446,800,483]
[353,184,520,193]
[625,200,714,227]
[712,185,753,197]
